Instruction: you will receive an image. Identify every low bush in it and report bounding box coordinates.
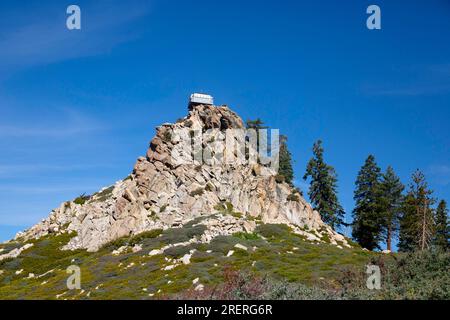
[73,193,91,205]
[256,224,291,239]
[189,188,204,197]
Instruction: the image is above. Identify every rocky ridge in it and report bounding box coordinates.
[11,103,350,253]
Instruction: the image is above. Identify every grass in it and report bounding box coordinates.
[0,221,375,300]
[92,186,114,202]
[73,193,91,205]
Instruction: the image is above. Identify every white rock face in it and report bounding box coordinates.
[14,104,349,251]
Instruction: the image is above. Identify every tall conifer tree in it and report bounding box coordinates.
[398,170,435,251]
[303,140,345,230]
[378,166,404,251]
[433,200,449,251]
[352,155,383,250]
[278,135,294,186]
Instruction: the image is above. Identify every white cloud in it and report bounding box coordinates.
[0,1,152,76]
[0,108,105,137]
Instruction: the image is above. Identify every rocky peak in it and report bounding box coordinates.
[12,103,350,252]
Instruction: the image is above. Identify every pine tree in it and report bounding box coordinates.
[351,155,383,250]
[434,200,449,251]
[398,170,435,252]
[303,140,345,230]
[378,166,404,252]
[245,118,266,131]
[278,135,294,186]
[245,118,268,161]
[398,192,419,252]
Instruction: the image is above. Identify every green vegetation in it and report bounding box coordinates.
[189,188,204,197]
[274,174,285,184]
[434,200,449,251]
[278,135,294,186]
[1,218,448,300]
[0,221,376,300]
[162,129,172,143]
[303,140,345,230]
[378,166,404,252]
[287,192,300,202]
[73,193,91,205]
[93,186,114,202]
[399,170,436,252]
[352,155,383,250]
[214,202,242,218]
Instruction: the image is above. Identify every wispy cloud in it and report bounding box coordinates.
[0,163,118,178]
[0,108,105,137]
[367,84,450,97]
[0,184,105,195]
[363,63,450,97]
[0,1,152,75]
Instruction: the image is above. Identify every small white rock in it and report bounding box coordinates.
[149,249,162,256]
[182,253,191,265]
[194,284,204,291]
[163,264,176,271]
[234,244,247,251]
[226,250,234,257]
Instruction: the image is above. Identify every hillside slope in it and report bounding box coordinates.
[0,102,365,299]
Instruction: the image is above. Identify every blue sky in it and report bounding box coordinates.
[0,0,449,249]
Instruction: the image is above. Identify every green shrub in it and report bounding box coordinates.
[94,186,114,202]
[256,224,291,239]
[287,193,300,202]
[205,182,214,192]
[275,174,285,183]
[233,232,260,241]
[162,130,172,142]
[130,229,163,245]
[189,188,204,197]
[164,245,191,259]
[73,193,90,205]
[338,251,450,299]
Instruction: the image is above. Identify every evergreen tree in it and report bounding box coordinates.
[278,135,294,185]
[352,155,383,250]
[303,140,345,230]
[378,166,404,252]
[245,118,268,159]
[245,119,294,186]
[246,118,266,130]
[434,200,449,251]
[398,193,419,252]
[398,170,435,252]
